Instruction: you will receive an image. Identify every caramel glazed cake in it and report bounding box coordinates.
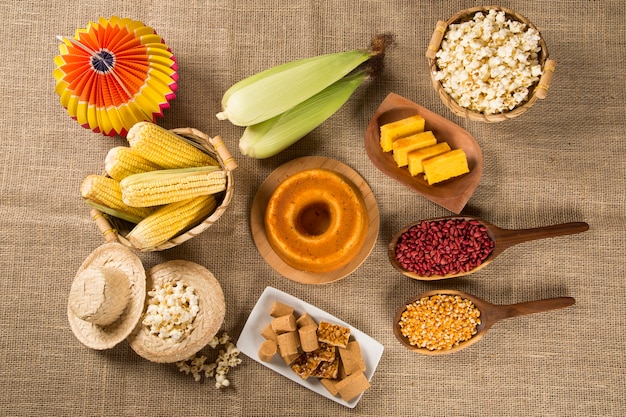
[264,169,369,273]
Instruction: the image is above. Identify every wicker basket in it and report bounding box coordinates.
[426,6,555,122]
[91,127,237,252]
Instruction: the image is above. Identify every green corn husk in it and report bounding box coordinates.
[238,71,367,159]
[216,50,371,126]
[84,199,145,224]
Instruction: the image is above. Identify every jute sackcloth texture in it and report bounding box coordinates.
[0,0,624,416]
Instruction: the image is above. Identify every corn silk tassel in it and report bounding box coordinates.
[234,33,394,158]
[217,33,394,128]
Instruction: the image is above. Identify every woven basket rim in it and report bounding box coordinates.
[428,6,549,122]
[96,127,235,251]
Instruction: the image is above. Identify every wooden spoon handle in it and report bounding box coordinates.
[492,297,575,322]
[495,222,589,247]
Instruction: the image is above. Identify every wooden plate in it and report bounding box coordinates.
[250,156,380,284]
[365,93,483,214]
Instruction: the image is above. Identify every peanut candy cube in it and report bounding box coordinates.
[296,312,317,328]
[260,323,278,343]
[335,371,371,402]
[320,378,340,396]
[271,313,297,334]
[269,301,294,318]
[298,324,319,352]
[338,340,366,375]
[276,331,299,357]
[258,339,277,362]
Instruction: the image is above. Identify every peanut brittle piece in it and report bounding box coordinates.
[312,342,336,362]
[317,321,350,348]
[311,357,339,379]
[290,352,323,380]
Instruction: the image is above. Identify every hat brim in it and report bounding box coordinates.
[127,260,225,363]
[67,243,146,350]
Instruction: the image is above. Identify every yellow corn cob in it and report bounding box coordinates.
[120,166,227,207]
[105,146,163,181]
[127,122,219,169]
[80,175,154,223]
[126,194,217,250]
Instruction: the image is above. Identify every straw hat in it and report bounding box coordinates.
[67,243,146,350]
[127,260,226,363]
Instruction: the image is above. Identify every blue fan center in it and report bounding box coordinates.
[91,49,115,73]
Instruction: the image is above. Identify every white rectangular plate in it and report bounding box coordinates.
[237,286,385,408]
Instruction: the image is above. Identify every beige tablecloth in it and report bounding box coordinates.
[1,1,624,416]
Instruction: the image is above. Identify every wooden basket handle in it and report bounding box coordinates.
[90,209,118,243]
[426,20,447,59]
[535,59,556,99]
[209,135,238,171]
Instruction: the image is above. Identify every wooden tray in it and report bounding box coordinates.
[365,93,483,214]
[250,156,380,284]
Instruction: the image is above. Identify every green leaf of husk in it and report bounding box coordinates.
[239,71,367,159]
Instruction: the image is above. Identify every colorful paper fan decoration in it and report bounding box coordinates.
[53,16,178,137]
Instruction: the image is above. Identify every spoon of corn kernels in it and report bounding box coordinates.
[393,289,575,355]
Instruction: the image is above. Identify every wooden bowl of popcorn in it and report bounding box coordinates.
[426,6,555,122]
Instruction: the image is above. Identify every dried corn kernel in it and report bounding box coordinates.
[398,294,481,351]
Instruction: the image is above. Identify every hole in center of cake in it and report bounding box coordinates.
[296,202,331,236]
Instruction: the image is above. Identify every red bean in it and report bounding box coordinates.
[395,219,494,276]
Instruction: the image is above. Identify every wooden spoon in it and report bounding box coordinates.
[393,289,575,355]
[389,216,589,280]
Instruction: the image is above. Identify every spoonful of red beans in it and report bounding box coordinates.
[389,216,589,280]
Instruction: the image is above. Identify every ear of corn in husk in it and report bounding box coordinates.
[120,166,227,207]
[223,34,393,158]
[105,146,163,181]
[217,33,393,128]
[126,195,217,250]
[216,51,370,127]
[80,175,155,223]
[239,72,367,158]
[127,122,219,169]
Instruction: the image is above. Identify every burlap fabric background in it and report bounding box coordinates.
[1,0,624,416]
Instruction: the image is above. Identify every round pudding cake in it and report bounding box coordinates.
[264,168,369,273]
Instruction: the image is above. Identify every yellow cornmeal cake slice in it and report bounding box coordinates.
[422,149,470,185]
[379,114,425,152]
[407,142,451,176]
[392,131,437,167]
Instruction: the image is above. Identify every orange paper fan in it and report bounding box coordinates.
[53,16,178,137]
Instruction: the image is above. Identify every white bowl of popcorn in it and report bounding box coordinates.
[426,6,555,122]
